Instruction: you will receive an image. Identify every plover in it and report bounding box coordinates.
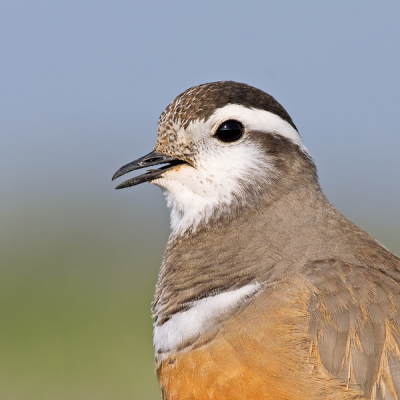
[113,81,400,400]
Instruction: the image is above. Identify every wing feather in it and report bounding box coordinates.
[307,259,400,400]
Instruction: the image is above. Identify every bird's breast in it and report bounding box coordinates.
[156,277,366,400]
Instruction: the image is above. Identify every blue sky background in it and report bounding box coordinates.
[2,1,400,233]
[1,1,399,399]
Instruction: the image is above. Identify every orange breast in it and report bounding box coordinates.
[157,279,366,400]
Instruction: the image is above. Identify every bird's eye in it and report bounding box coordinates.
[213,120,244,143]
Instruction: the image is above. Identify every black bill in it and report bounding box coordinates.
[112,150,188,189]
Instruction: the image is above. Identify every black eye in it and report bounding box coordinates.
[213,120,244,143]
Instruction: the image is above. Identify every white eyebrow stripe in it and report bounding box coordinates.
[209,104,309,154]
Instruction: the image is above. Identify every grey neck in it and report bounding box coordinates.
[152,182,346,323]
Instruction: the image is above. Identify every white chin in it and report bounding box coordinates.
[152,169,227,236]
[151,142,273,235]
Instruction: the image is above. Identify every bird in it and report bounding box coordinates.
[112,81,400,400]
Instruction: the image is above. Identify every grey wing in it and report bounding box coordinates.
[306,259,400,400]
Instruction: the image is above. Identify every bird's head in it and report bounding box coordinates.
[113,81,318,235]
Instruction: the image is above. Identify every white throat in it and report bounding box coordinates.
[152,105,307,236]
[152,142,273,236]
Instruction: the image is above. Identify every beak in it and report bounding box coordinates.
[112,150,188,189]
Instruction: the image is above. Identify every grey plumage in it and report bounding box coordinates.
[113,81,400,400]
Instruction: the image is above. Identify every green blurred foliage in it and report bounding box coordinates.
[0,201,166,400]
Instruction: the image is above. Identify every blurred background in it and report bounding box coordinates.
[1,1,399,399]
